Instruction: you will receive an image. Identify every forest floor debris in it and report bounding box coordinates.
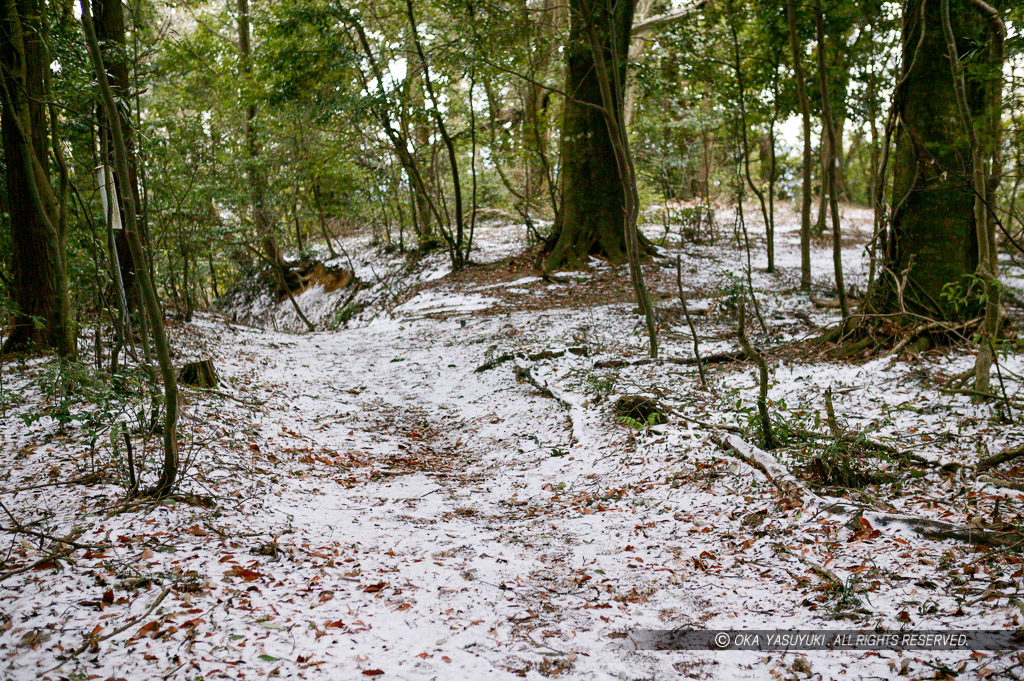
[3,202,1024,680]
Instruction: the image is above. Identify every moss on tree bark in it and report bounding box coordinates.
[544,0,638,271]
[873,0,997,319]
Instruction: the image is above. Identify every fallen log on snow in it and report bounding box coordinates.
[976,445,1024,473]
[593,351,744,369]
[475,346,589,373]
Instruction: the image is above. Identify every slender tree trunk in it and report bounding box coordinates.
[403,55,434,244]
[833,115,847,200]
[728,14,774,273]
[95,0,139,312]
[292,199,305,251]
[208,251,220,299]
[767,124,777,255]
[468,39,479,260]
[815,131,828,235]
[97,155,133,357]
[787,0,813,291]
[236,0,282,270]
[698,83,714,214]
[522,0,563,212]
[867,65,882,291]
[580,0,657,357]
[345,15,450,258]
[816,0,849,323]
[311,182,339,258]
[405,0,465,267]
[82,0,180,495]
[814,55,850,234]
[621,0,654,130]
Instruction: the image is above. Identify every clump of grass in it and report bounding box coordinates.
[801,443,884,490]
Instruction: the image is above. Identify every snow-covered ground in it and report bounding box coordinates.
[3,202,1024,680]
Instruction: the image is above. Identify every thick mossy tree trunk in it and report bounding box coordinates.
[544,0,637,271]
[873,0,995,318]
[0,0,75,358]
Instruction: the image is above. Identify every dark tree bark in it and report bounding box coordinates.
[401,65,435,245]
[405,0,465,267]
[578,0,657,357]
[727,7,774,273]
[814,59,849,234]
[544,0,638,270]
[938,0,1004,393]
[874,0,996,318]
[345,14,447,259]
[0,0,75,357]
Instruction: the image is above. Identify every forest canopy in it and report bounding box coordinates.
[0,0,1021,344]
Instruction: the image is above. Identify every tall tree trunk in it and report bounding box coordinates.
[873,0,995,319]
[580,0,656,357]
[544,0,638,270]
[402,56,434,245]
[405,0,465,267]
[311,181,339,258]
[0,0,75,358]
[621,0,654,130]
[698,83,713,206]
[815,130,828,235]
[814,55,850,233]
[728,12,774,273]
[939,0,1004,394]
[522,0,563,213]
[867,62,882,292]
[787,0,812,291]
[830,114,847,202]
[816,0,849,322]
[345,14,447,257]
[94,0,138,312]
[291,199,304,251]
[236,0,282,270]
[81,0,179,495]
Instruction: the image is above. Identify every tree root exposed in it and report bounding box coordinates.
[713,433,1023,549]
[475,346,590,373]
[811,315,982,359]
[512,361,582,445]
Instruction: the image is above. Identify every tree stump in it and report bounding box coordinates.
[178,359,218,388]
